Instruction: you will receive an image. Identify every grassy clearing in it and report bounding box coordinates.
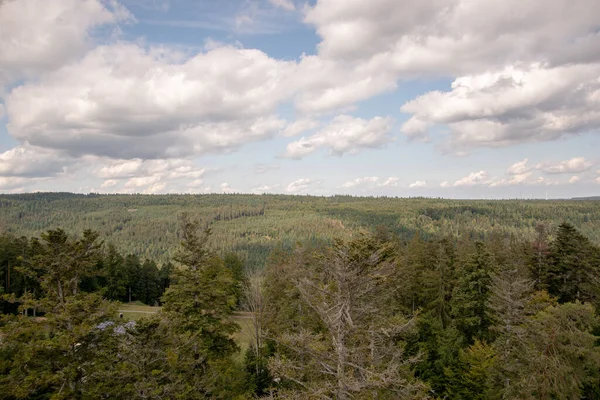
[231,313,254,361]
[117,303,162,320]
[116,303,255,359]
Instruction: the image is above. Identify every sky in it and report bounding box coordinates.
[0,0,599,198]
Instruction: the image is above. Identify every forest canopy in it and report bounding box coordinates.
[1,193,600,399]
[1,192,599,268]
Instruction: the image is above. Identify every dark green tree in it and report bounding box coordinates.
[223,252,245,308]
[160,214,240,398]
[123,254,142,303]
[103,243,126,301]
[0,229,116,399]
[140,259,160,306]
[546,222,600,304]
[451,242,494,344]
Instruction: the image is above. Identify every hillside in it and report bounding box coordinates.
[1,193,599,267]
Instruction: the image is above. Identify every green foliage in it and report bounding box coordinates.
[243,345,273,396]
[223,252,246,307]
[2,193,600,268]
[523,302,600,399]
[160,214,242,397]
[1,195,600,399]
[446,340,496,400]
[451,242,494,344]
[0,229,117,399]
[546,222,600,304]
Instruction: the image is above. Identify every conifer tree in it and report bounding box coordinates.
[523,302,600,399]
[103,243,126,301]
[160,214,240,397]
[546,223,600,304]
[451,242,494,344]
[0,229,116,399]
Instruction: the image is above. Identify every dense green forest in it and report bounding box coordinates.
[1,194,600,398]
[1,192,600,268]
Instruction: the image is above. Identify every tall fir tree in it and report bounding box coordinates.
[160,214,241,398]
[546,223,600,304]
[451,242,494,344]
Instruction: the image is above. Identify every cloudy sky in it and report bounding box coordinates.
[0,0,599,198]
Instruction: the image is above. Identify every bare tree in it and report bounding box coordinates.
[268,236,429,399]
[243,268,268,374]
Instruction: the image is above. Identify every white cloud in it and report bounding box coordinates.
[409,180,427,188]
[507,159,531,175]
[143,181,167,194]
[96,158,208,180]
[294,55,398,114]
[440,181,450,188]
[0,146,69,177]
[400,64,600,149]
[283,115,394,159]
[339,176,399,191]
[125,175,161,188]
[340,176,380,188]
[2,0,600,196]
[306,0,600,72]
[0,0,132,87]
[98,159,144,179]
[220,182,233,193]
[100,179,118,188]
[536,177,560,186]
[187,179,205,188]
[378,177,399,187]
[569,176,580,184]
[535,157,594,174]
[5,44,293,159]
[454,171,490,187]
[0,176,29,190]
[508,172,532,185]
[489,172,533,187]
[298,0,600,147]
[286,178,314,193]
[282,119,320,137]
[94,158,211,193]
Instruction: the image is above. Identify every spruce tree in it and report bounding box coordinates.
[451,242,493,344]
[0,229,116,399]
[160,214,240,397]
[546,223,600,304]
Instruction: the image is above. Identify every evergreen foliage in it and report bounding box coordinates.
[1,195,600,398]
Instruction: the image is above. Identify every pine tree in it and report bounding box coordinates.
[546,223,600,304]
[0,229,116,399]
[422,238,456,328]
[140,259,160,306]
[451,242,494,344]
[446,340,496,400]
[103,243,126,301]
[160,214,240,397]
[523,302,600,399]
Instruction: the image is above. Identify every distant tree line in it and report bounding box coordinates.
[1,192,600,269]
